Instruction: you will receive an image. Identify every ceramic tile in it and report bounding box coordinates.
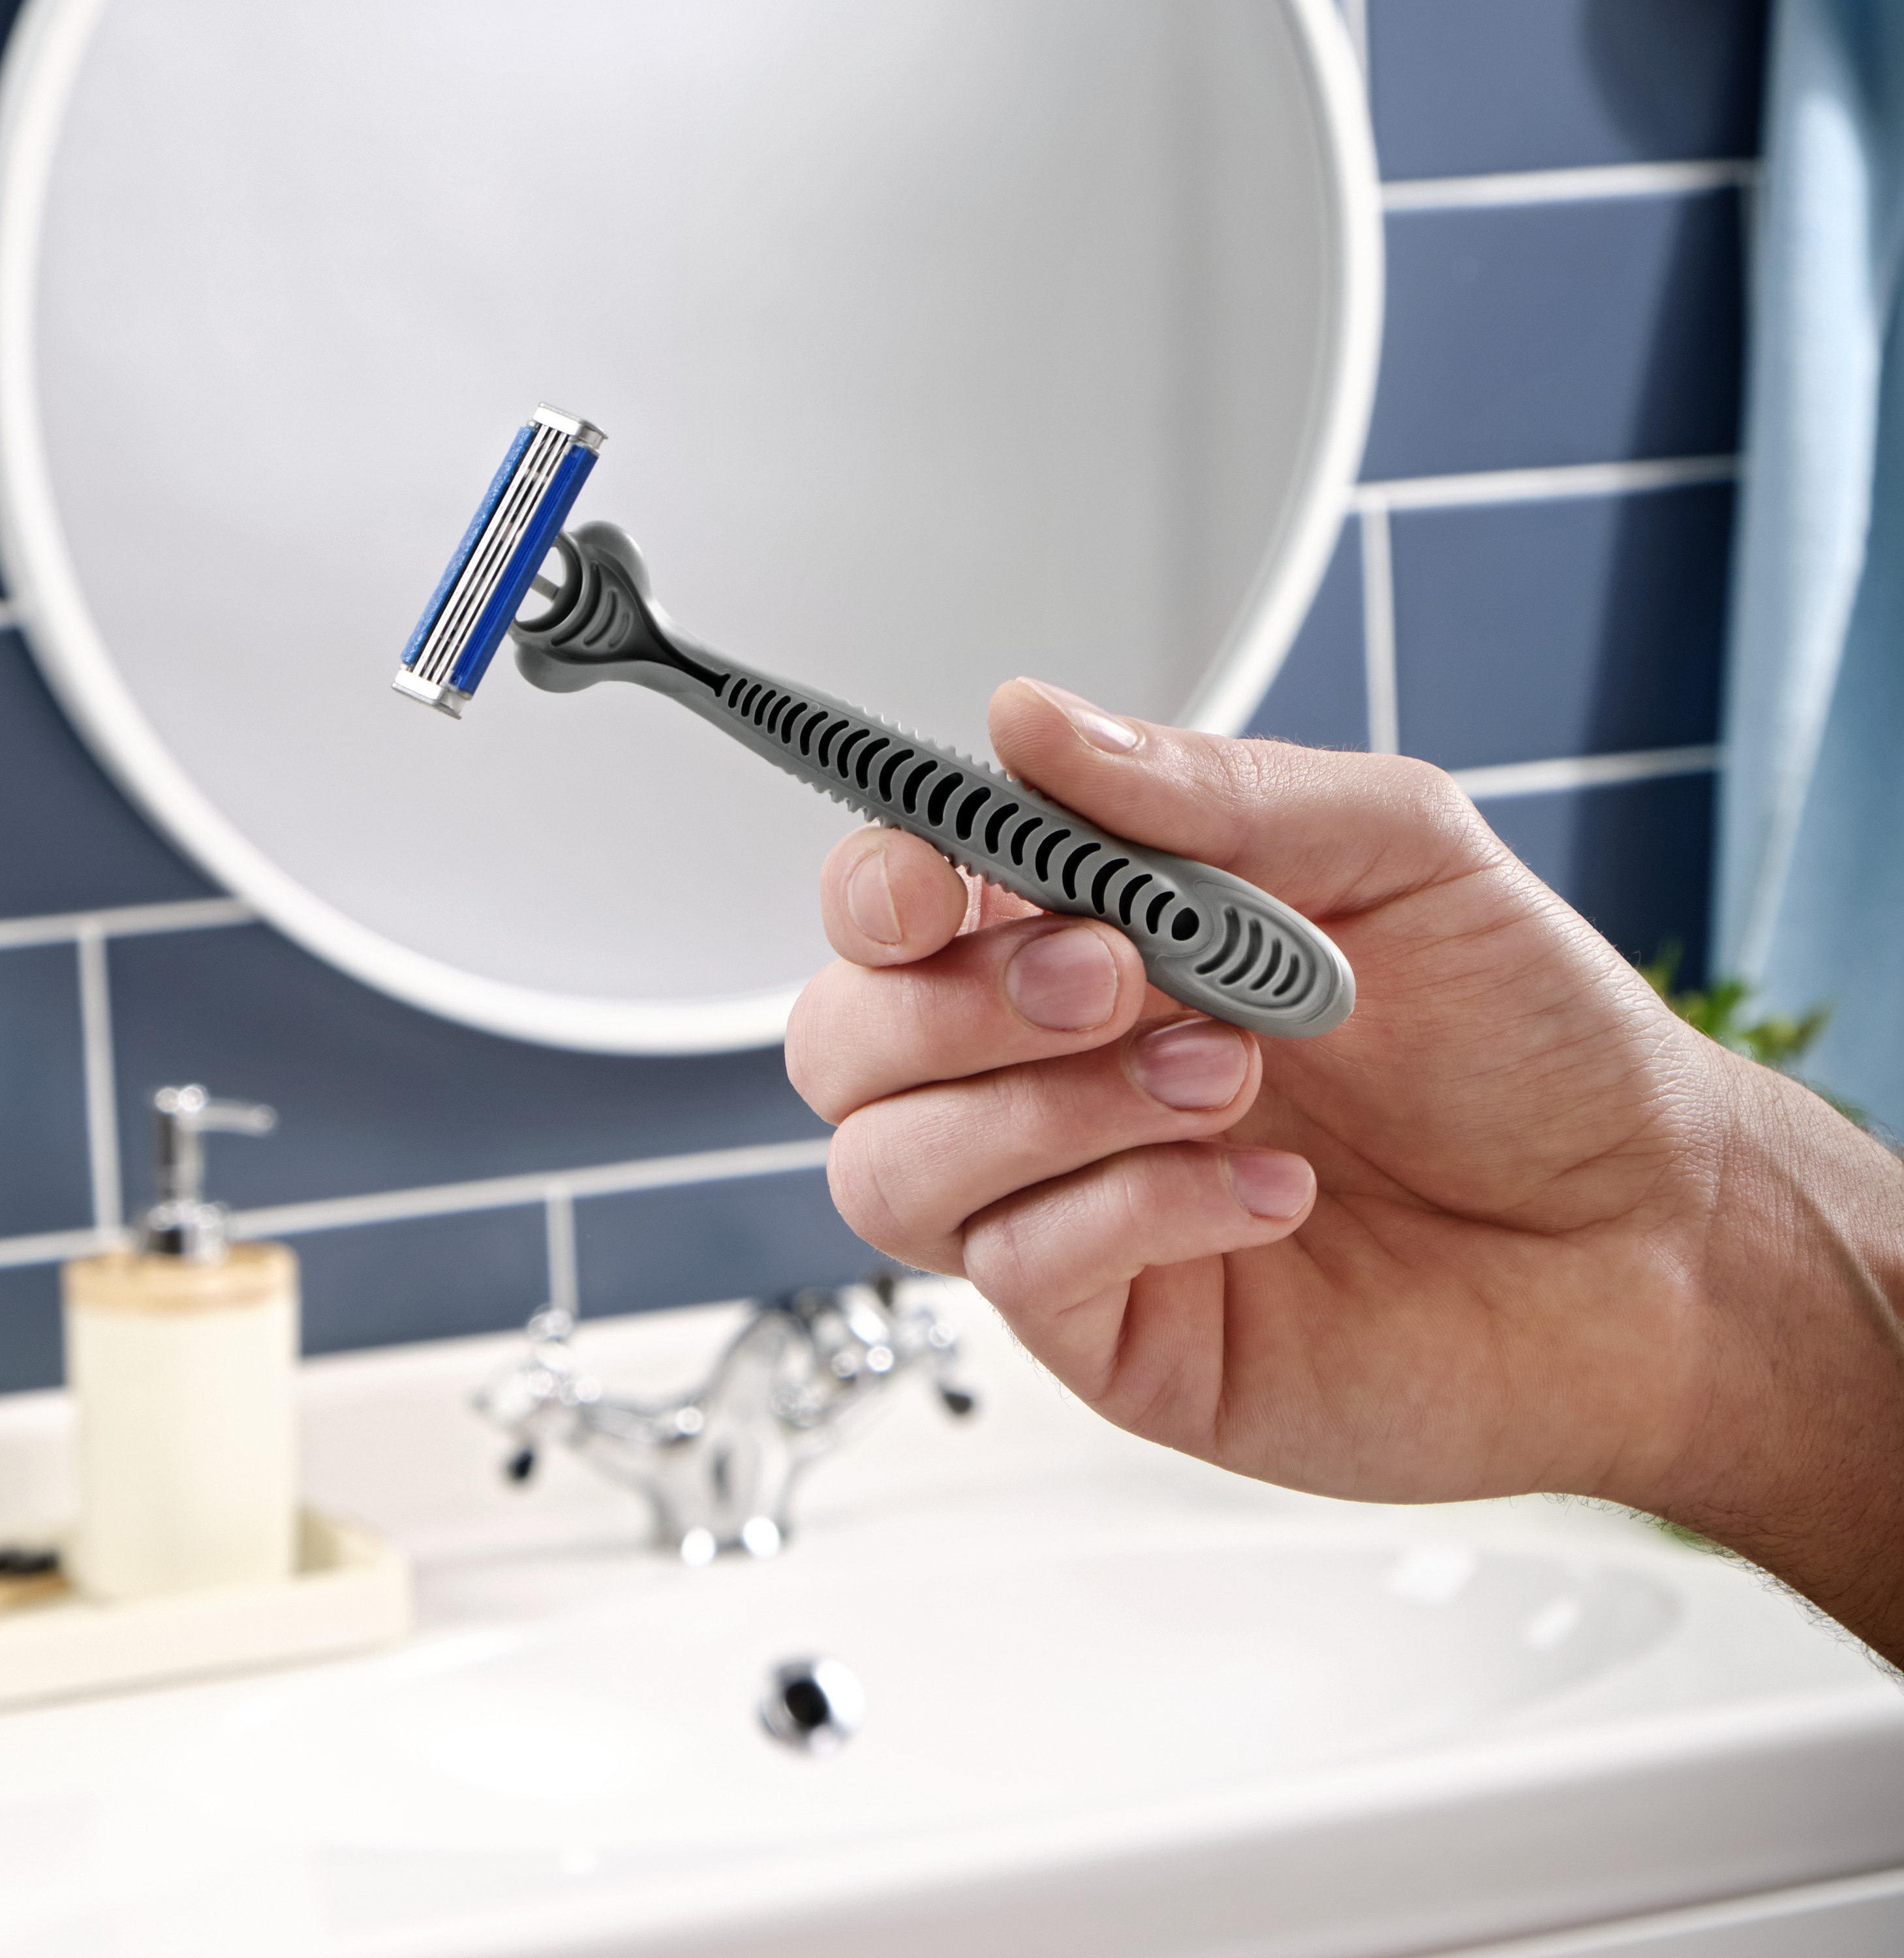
[0,634,217,920]
[576,1170,876,1319]
[1481,771,1715,978]
[0,945,91,1238]
[1244,519,1368,750]
[1369,0,1768,180]
[106,925,825,1212]
[1363,194,1744,481]
[1392,484,1731,770]
[0,1264,62,1395]
[284,1206,548,1354]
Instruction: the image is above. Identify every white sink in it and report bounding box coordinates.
[0,1287,1897,1958]
[168,1534,1672,1857]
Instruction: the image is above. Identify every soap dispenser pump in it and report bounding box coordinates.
[62,1086,300,1602]
[142,1083,277,1258]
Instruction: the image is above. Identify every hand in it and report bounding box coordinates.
[787,680,1904,1662]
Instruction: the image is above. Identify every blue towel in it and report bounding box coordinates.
[1718,0,1904,1130]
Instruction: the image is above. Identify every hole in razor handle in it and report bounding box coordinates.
[513,541,577,632]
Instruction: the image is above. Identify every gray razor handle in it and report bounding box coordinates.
[512,523,1354,1040]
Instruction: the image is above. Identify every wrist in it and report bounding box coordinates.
[1654,1049,1904,1662]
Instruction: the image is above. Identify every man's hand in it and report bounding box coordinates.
[786,679,1904,1662]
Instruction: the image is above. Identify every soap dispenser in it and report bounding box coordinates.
[62,1086,299,1602]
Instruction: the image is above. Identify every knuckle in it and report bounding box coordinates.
[825,1116,900,1250]
[781,986,838,1121]
[827,1113,957,1271]
[1108,1148,1152,1230]
[1378,751,1472,827]
[1205,736,1280,858]
[965,1162,1103,1316]
[960,1202,1033,1313]
[1357,753,1500,882]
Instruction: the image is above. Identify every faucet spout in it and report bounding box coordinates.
[475,1277,974,1562]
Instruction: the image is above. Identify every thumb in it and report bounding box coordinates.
[988,679,1496,922]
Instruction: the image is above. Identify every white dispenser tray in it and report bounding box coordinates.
[0,1509,409,1708]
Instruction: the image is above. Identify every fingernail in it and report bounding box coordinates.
[1006,927,1120,1031]
[1130,1019,1250,1111]
[845,847,902,945]
[1024,679,1141,754]
[1227,1151,1314,1220]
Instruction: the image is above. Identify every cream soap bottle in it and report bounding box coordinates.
[63,1085,297,1602]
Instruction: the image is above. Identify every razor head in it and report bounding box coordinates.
[393,405,605,718]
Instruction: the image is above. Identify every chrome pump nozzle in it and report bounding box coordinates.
[142,1085,277,1262]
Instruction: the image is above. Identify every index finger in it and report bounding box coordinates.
[989,679,1499,921]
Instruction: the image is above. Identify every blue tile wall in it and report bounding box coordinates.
[1390,484,1732,770]
[288,1208,549,1355]
[1364,192,1744,479]
[1250,4,1759,970]
[0,1,1764,1390]
[1244,523,1367,750]
[106,927,823,1215]
[1368,0,1768,179]
[0,1266,61,1397]
[0,944,91,1237]
[1484,772,1715,978]
[0,634,214,915]
[576,1172,877,1320]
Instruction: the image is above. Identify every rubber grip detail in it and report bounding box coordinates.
[666,655,1354,1039]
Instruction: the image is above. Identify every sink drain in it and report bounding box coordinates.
[760,1657,864,1756]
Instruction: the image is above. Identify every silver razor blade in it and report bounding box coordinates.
[390,410,1356,1038]
[393,404,605,717]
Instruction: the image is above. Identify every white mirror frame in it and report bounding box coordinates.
[0,0,1380,1055]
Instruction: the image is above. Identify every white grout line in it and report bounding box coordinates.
[74,925,122,1234]
[1454,745,1721,801]
[0,1226,121,1272]
[0,1139,836,1274]
[1357,508,1399,755]
[224,1136,835,1243]
[544,1187,578,1318]
[1382,159,1757,212]
[1356,455,1737,515]
[0,895,253,953]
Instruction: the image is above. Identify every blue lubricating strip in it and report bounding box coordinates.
[401,424,536,671]
[448,442,599,696]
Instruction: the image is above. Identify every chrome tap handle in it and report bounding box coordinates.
[474,1275,975,1561]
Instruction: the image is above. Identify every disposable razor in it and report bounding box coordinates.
[392,406,1354,1039]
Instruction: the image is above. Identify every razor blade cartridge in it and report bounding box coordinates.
[393,405,605,717]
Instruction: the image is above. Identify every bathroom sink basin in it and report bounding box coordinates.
[163,1530,1673,1860]
[0,1288,1897,1958]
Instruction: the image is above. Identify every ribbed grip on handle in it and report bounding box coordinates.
[507,523,1353,1039]
[669,657,1353,1039]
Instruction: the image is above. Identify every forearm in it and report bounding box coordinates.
[1660,1053,1904,1665]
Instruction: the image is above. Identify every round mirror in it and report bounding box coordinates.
[0,0,1378,1053]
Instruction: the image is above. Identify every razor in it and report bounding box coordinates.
[392,406,1354,1039]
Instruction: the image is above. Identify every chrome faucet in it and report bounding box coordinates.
[474,1275,975,1563]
